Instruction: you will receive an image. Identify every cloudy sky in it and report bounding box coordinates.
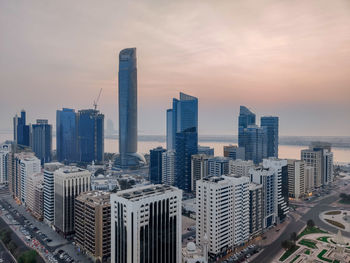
[1,0,349,136]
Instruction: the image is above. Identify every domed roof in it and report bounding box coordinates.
[97,174,105,178]
[187,242,196,252]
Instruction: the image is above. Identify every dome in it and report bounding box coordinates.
[187,242,196,252]
[97,174,105,178]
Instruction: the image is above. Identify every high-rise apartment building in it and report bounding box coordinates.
[191,154,209,193]
[304,166,315,194]
[75,191,111,262]
[149,147,166,184]
[118,48,145,168]
[162,150,176,186]
[287,160,305,200]
[208,156,230,177]
[262,158,289,223]
[54,167,91,237]
[301,142,334,187]
[43,162,64,225]
[0,143,10,184]
[167,92,198,151]
[26,172,44,220]
[261,116,279,158]
[77,109,104,163]
[111,185,182,263]
[250,167,276,228]
[31,119,52,164]
[223,145,245,160]
[20,155,41,204]
[56,108,77,163]
[13,110,30,146]
[175,127,198,192]
[249,183,263,237]
[196,176,250,257]
[229,159,255,178]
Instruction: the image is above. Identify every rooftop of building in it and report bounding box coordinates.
[55,166,90,175]
[76,191,111,206]
[249,182,263,190]
[115,184,180,201]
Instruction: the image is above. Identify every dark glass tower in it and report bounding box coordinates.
[242,125,267,164]
[118,48,145,168]
[13,110,30,146]
[167,93,198,151]
[175,127,198,192]
[32,119,52,164]
[149,146,166,184]
[238,106,256,151]
[56,108,77,163]
[261,116,279,158]
[77,109,104,163]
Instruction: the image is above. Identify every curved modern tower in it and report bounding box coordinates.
[118,48,145,168]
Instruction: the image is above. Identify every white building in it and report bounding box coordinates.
[229,159,255,177]
[196,176,250,257]
[287,160,305,200]
[20,156,41,204]
[43,162,64,225]
[262,158,289,223]
[162,150,176,185]
[208,156,230,177]
[54,166,91,236]
[111,185,182,263]
[250,167,276,228]
[182,241,208,263]
[26,172,44,220]
[305,166,315,194]
[191,154,209,193]
[0,143,10,184]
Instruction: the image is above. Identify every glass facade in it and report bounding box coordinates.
[175,127,198,192]
[118,48,139,168]
[77,109,104,163]
[32,119,52,164]
[149,147,166,184]
[13,110,30,146]
[261,116,279,158]
[56,108,77,163]
[238,106,256,150]
[242,125,267,164]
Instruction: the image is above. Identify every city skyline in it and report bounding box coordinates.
[1,1,350,136]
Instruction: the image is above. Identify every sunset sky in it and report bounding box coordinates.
[1,0,349,136]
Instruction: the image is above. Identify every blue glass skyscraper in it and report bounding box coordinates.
[77,109,104,163]
[241,125,267,164]
[261,116,279,158]
[32,119,52,164]
[166,92,198,150]
[56,108,77,163]
[149,146,166,184]
[175,127,198,192]
[117,48,145,168]
[238,106,256,150]
[13,110,30,146]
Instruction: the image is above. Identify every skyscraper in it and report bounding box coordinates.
[111,185,182,263]
[31,119,52,164]
[13,110,30,146]
[167,92,198,151]
[242,125,267,164]
[175,127,198,192]
[238,106,256,149]
[118,48,145,168]
[249,183,263,237]
[223,145,245,160]
[77,109,104,163]
[208,156,230,177]
[162,150,176,186]
[54,166,91,237]
[0,143,10,184]
[287,160,305,200]
[261,116,279,158]
[149,146,166,184]
[56,108,77,163]
[191,154,209,193]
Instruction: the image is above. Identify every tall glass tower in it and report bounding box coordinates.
[261,116,279,158]
[32,119,52,164]
[166,92,198,151]
[13,110,30,146]
[118,48,145,168]
[238,106,256,149]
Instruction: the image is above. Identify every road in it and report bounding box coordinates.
[0,239,15,263]
[252,179,350,263]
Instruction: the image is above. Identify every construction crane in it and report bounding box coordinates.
[93,88,103,110]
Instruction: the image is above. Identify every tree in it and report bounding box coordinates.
[0,229,12,245]
[8,240,17,254]
[290,232,297,243]
[340,193,347,199]
[281,240,292,250]
[307,219,315,229]
[18,250,38,263]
